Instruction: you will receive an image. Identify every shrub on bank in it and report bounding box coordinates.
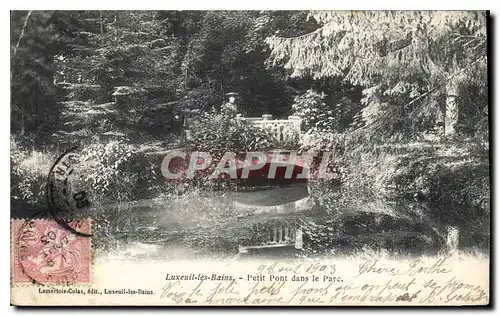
[10,137,162,238]
[297,130,490,212]
[341,140,490,212]
[186,111,274,153]
[10,138,55,212]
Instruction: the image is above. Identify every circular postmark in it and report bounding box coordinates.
[46,146,93,237]
[14,218,91,285]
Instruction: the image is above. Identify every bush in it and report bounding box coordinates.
[10,137,156,210]
[298,131,345,185]
[68,140,162,251]
[292,89,361,134]
[11,138,56,212]
[340,140,490,213]
[76,141,138,205]
[292,89,332,133]
[186,111,274,153]
[299,130,345,155]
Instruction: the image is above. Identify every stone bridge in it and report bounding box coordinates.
[169,113,310,253]
[173,113,328,187]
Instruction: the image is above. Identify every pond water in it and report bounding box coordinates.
[101,185,490,261]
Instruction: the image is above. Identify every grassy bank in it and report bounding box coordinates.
[340,138,490,213]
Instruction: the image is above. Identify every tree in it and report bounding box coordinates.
[53,9,342,146]
[266,11,488,138]
[55,11,182,143]
[10,11,64,142]
[173,10,322,118]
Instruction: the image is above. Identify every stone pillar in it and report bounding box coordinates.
[295,227,303,249]
[444,80,460,136]
[443,68,464,137]
[288,115,302,135]
[446,226,459,253]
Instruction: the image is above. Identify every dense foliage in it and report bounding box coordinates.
[186,111,274,153]
[11,10,489,224]
[267,11,488,140]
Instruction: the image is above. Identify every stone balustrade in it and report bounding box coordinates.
[237,114,302,143]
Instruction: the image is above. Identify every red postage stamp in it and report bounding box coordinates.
[11,219,91,285]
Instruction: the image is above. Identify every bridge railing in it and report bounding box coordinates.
[237,114,302,143]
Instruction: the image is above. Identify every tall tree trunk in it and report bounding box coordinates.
[444,78,460,136]
[99,11,104,34]
[20,109,25,136]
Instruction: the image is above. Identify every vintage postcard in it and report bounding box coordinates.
[10,10,490,306]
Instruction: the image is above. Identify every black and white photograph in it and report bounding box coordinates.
[8,9,490,306]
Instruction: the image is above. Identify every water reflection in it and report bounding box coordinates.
[107,185,490,260]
